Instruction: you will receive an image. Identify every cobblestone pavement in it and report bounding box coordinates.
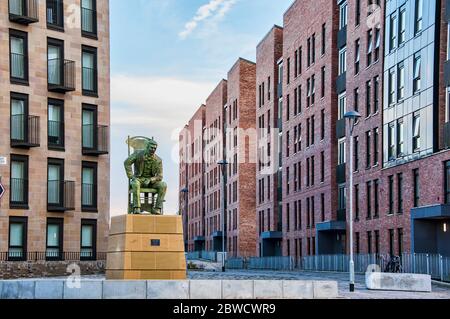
[187,270,450,299]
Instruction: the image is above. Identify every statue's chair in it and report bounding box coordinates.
[126,136,164,214]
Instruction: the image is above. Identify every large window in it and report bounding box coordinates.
[397,62,405,101]
[10,154,29,209]
[388,122,395,160]
[413,54,421,93]
[414,0,423,35]
[82,162,97,211]
[10,29,28,84]
[46,218,63,260]
[82,105,97,150]
[8,217,27,261]
[339,1,348,30]
[354,39,360,74]
[389,13,397,51]
[48,99,64,149]
[47,38,64,86]
[367,30,373,66]
[388,68,396,105]
[81,0,97,37]
[47,0,64,30]
[446,162,450,204]
[397,119,404,157]
[10,93,28,145]
[82,46,98,96]
[338,92,346,120]
[81,219,97,260]
[413,168,420,207]
[47,158,64,210]
[338,138,346,165]
[398,5,406,46]
[413,113,421,152]
[388,176,394,215]
[339,47,347,75]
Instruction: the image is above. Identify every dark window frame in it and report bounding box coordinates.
[47,157,65,212]
[9,154,29,209]
[81,219,97,261]
[8,216,28,261]
[47,37,65,87]
[82,45,98,97]
[46,0,64,31]
[82,161,98,212]
[81,0,98,39]
[10,92,29,147]
[48,98,65,151]
[82,103,99,153]
[46,217,64,261]
[9,28,29,85]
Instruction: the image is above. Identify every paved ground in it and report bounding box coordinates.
[187,270,450,299]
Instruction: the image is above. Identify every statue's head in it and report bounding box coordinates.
[144,139,158,156]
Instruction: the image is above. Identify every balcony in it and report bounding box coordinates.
[336,163,346,184]
[10,115,40,148]
[47,180,75,212]
[9,0,39,25]
[444,122,450,149]
[82,125,109,156]
[48,59,76,93]
[336,118,346,139]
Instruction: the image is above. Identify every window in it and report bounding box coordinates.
[320,151,325,182]
[354,87,359,112]
[307,38,311,67]
[374,179,380,217]
[338,92,346,120]
[398,228,404,256]
[47,38,64,86]
[397,173,403,214]
[413,113,421,152]
[82,46,98,96]
[10,93,28,145]
[339,47,347,75]
[81,219,97,260]
[46,218,63,260]
[367,30,373,65]
[311,34,316,64]
[413,169,420,207]
[82,162,98,211]
[413,54,421,93]
[414,0,423,35]
[321,67,325,98]
[367,231,372,254]
[47,0,64,30]
[388,176,394,215]
[374,28,381,62]
[82,104,98,151]
[399,6,406,46]
[355,185,360,220]
[389,13,397,51]
[355,0,361,26]
[10,154,29,208]
[388,68,396,105]
[321,109,325,140]
[354,39,360,75]
[311,75,316,105]
[354,136,359,171]
[81,0,97,37]
[321,24,326,55]
[374,76,379,113]
[48,99,64,149]
[388,122,395,160]
[338,184,346,212]
[397,62,405,101]
[8,217,27,261]
[375,230,380,255]
[444,162,450,204]
[338,138,346,165]
[10,29,28,84]
[366,80,371,117]
[366,181,372,219]
[373,128,379,165]
[389,229,395,256]
[47,158,64,210]
[366,131,371,168]
[339,1,348,30]
[397,119,404,156]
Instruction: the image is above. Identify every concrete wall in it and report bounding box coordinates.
[0,279,339,299]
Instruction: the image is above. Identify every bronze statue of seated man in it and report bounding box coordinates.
[124,137,167,215]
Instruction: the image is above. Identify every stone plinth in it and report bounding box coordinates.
[106,215,187,280]
[366,272,432,292]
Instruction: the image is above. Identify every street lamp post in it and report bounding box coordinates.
[180,187,189,252]
[344,110,361,293]
[218,159,228,272]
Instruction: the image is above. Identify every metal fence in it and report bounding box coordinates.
[248,256,294,271]
[0,252,107,262]
[186,251,217,262]
[226,258,245,269]
[299,253,450,283]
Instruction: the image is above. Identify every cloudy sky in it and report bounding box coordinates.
[109,0,292,216]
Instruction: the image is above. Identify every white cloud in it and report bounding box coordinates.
[179,0,237,39]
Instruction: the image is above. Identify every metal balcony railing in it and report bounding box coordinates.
[48,59,76,93]
[48,120,64,147]
[1,251,106,262]
[47,180,75,211]
[9,0,39,24]
[82,125,109,155]
[11,114,40,148]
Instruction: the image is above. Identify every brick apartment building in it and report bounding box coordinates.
[180,0,450,258]
[0,0,110,264]
[256,25,284,257]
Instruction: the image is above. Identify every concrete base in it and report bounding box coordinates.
[106,214,187,280]
[366,272,432,293]
[0,279,339,299]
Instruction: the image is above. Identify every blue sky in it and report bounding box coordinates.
[109,0,293,216]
